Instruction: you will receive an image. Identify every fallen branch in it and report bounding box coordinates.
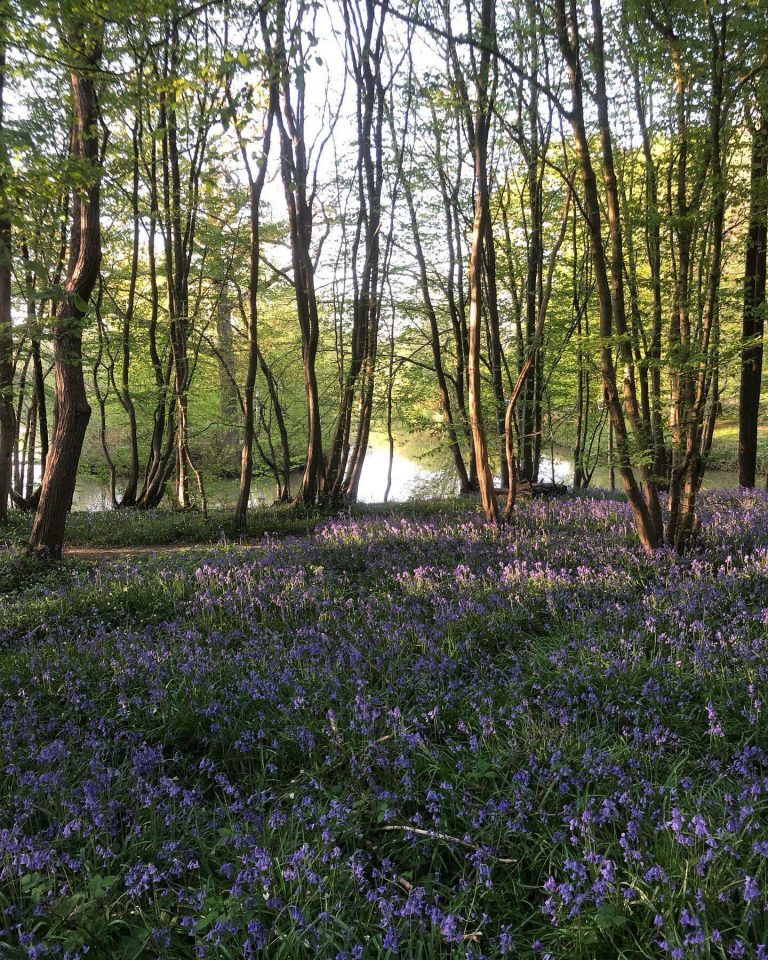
[378,824,517,864]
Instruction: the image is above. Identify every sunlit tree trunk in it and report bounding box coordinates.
[135,100,175,511]
[555,0,661,550]
[662,6,728,549]
[468,0,499,523]
[114,114,142,507]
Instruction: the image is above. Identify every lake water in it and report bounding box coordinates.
[71,435,745,511]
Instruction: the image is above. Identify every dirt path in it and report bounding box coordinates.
[64,541,251,562]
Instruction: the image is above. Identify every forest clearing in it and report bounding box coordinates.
[2,0,768,956]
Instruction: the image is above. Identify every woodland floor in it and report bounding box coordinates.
[1,492,768,958]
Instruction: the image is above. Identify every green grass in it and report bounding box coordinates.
[0,498,479,599]
[707,420,768,473]
[0,497,475,551]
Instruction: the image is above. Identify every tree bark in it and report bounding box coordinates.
[114,114,143,507]
[29,21,103,557]
[554,0,661,550]
[231,22,275,530]
[271,0,325,503]
[0,37,15,524]
[397,131,470,493]
[468,0,499,523]
[326,0,388,503]
[738,111,767,488]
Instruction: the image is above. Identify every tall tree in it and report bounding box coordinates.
[389,77,472,494]
[29,12,104,557]
[225,9,278,529]
[325,0,389,502]
[738,95,767,488]
[0,21,14,524]
[270,0,327,504]
[467,0,499,523]
[554,0,663,550]
[652,1,730,549]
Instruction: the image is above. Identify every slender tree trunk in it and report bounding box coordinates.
[216,284,237,449]
[589,0,663,542]
[115,116,143,507]
[272,0,325,503]
[94,283,118,508]
[0,38,14,523]
[555,0,660,549]
[626,42,667,484]
[31,339,48,476]
[674,11,727,550]
[504,190,570,517]
[234,184,262,529]
[738,112,767,488]
[431,79,476,488]
[572,217,587,488]
[164,31,191,510]
[384,299,397,503]
[232,46,275,530]
[135,117,175,511]
[468,0,499,523]
[484,214,507,487]
[24,394,36,500]
[409,196,471,493]
[664,7,728,550]
[521,77,541,485]
[13,351,30,495]
[392,95,470,492]
[325,0,388,502]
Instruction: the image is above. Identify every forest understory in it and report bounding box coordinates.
[1,491,768,959]
[2,0,768,956]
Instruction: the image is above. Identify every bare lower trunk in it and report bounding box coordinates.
[29,325,93,556]
[394,111,470,492]
[0,246,12,523]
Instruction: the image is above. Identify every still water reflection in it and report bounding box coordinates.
[72,437,742,511]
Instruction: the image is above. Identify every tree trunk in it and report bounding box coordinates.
[115,115,143,507]
[135,118,174,511]
[271,0,325,503]
[555,0,660,550]
[468,0,499,523]
[484,215,508,487]
[0,39,15,524]
[738,112,767,488]
[24,394,36,500]
[232,40,275,530]
[29,22,103,557]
